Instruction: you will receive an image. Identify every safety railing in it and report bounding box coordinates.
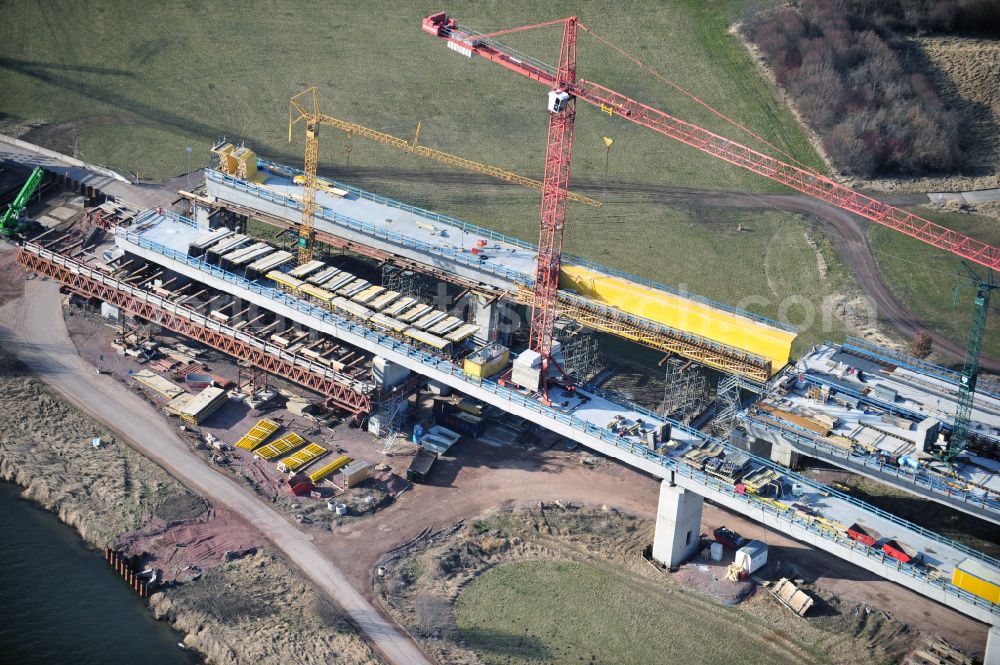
[110,234,1000,606]
[743,413,1000,513]
[843,336,1000,401]
[208,169,533,287]
[244,162,793,332]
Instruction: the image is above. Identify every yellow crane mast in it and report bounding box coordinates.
[289,87,321,264]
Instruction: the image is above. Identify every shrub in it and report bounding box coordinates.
[745,0,964,177]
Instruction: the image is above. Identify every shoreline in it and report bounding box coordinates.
[0,346,377,665]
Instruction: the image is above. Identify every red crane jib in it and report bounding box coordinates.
[421,12,1000,271]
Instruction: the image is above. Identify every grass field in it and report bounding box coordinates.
[868,209,1000,361]
[0,1,822,184]
[455,560,809,665]
[6,1,979,356]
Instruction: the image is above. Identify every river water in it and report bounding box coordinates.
[0,481,201,664]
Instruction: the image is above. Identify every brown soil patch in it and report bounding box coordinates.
[376,504,916,665]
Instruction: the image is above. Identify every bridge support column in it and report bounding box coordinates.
[652,479,703,569]
[770,440,799,469]
[986,625,1000,665]
[472,294,499,346]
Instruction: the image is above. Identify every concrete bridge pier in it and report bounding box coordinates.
[651,478,703,569]
[987,625,1000,665]
[471,293,499,346]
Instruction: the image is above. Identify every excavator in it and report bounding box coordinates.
[1,166,43,239]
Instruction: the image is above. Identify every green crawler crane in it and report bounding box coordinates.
[1,167,44,238]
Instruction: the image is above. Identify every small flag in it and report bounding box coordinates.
[603,136,614,148]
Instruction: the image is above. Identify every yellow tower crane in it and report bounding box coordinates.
[288,89,599,267]
[288,87,323,264]
[319,113,601,208]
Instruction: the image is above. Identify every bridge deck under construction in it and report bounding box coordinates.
[28,212,989,624]
[205,160,794,380]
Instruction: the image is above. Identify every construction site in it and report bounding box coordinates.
[2,8,1000,665]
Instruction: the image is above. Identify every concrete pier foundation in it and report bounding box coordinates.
[652,480,703,569]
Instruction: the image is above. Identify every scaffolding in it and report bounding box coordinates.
[713,375,742,438]
[382,265,422,299]
[559,332,604,382]
[237,365,268,396]
[374,393,406,456]
[660,359,708,423]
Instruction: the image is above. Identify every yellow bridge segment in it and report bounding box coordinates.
[559,264,795,375]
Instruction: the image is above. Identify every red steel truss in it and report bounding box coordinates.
[16,245,372,415]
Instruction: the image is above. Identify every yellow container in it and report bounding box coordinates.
[464,343,510,379]
[951,558,1000,603]
[559,264,795,375]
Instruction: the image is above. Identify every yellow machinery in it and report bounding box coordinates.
[463,342,510,378]
[213,143,267,183]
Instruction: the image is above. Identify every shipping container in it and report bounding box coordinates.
[951,558,1000,604]
[406,449,437,484]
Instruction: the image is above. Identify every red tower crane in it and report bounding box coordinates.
[421,12,1000,407]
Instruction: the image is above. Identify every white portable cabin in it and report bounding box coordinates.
[735,540,768,575]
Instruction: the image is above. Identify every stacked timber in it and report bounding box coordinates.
[179,386,228,425]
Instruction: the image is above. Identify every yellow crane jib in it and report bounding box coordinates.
[297,98,601,208]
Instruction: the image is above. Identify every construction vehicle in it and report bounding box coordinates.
[1,167,43,238]
[421,12,1000,427]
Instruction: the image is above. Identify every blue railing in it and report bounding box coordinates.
[843,336,1000,401]
[744,413,1000,513]
[248,160,795,333]
[116,228,1000,612]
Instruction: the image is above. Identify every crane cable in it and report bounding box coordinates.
[577,22,823,178]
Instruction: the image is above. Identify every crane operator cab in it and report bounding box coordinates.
[547,89,572,113]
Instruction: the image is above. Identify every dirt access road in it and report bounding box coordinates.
[0,275,431,665]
